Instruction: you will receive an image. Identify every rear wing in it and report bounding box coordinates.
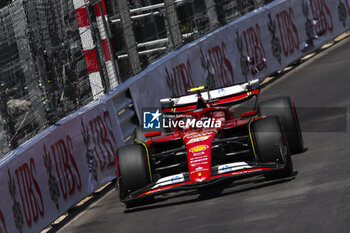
[161,79,260,113]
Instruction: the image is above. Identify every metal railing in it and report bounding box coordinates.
[110,0,274,79]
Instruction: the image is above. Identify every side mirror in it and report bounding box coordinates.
[145,131,162,138]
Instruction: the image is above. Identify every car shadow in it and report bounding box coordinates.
[124,172,298,213]
[293,147,308,155]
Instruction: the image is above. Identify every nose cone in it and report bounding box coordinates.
[184,130,217,182]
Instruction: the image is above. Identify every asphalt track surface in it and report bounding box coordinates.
[56,37,350,233]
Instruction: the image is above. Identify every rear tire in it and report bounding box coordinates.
[258,97,304,154]
[251,116,293,179]
[117,144,150,202]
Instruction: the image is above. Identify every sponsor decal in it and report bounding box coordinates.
[191,163,209,167]
[218,88,226,97]
[184,131,215,139]
[165,59,195,96]
[171,175,182,184]
[47,136,82,201]
[189,145,209,153]
[190,167,209,174]
[302,0,316,47]
[153,174,185,188]
[221,165,233,173]
[218,162,252,174]
[236,24,267,77]
[8,170,24,232]
[193,151,205,156]
[268,13,282,63]
[274,8,300,58]
[201,42,234,88]
[302,0,333,48]
[187,135,211,144]
[43,145,61,210]
[190,155,206,161]
[200,48,216,89]
[338,0,347,27]
[190,157,208,164]
[232,168,263,175]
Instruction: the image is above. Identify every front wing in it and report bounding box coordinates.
[119,161,286,204]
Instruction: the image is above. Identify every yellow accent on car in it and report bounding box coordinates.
[134,139,153,182]
[190,145,208,152]
[248,116,259,162]
[248,115,266,161]
[189,86,205,92]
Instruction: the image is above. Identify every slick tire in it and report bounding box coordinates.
[117,144,150,202]
[258,96,304,154]
[251,116,293,179]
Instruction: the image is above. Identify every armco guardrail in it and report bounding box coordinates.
[0,0,348,232]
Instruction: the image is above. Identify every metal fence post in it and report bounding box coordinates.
[205,0,219,30]
[115,0,141,74]
[164,0,182,49]
[95,1,120,89]
[254,0,265,9]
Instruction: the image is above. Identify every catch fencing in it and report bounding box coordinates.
[0,0,273,157]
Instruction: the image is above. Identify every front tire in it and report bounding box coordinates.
[117,144,150,202]
[251,116,293,179]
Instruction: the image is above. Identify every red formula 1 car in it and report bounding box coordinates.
[116,79,304,207]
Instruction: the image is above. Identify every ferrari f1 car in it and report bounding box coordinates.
[116,79,304,207]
